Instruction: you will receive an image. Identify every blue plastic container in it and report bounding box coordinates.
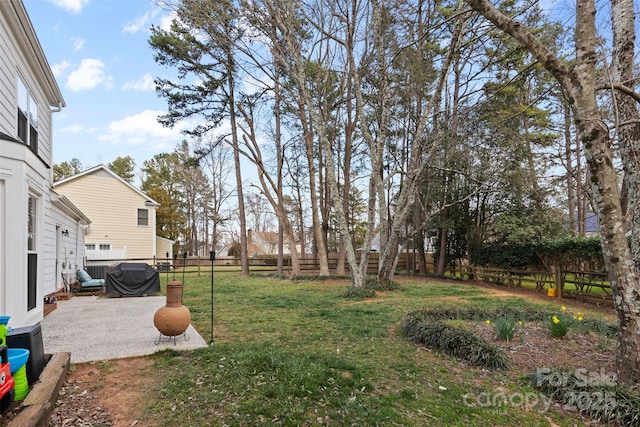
[0,316,10,325]
[7,348,30,374]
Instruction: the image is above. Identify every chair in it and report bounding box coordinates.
[77,269,106,288]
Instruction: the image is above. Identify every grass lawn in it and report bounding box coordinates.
[140,272,617,426]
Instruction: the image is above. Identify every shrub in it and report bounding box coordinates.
[343,286,376,299]
[472,236,604,271]
[365,278,399,291]
[403,311,510,370]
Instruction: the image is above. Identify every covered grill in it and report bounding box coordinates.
[105,263,160,296]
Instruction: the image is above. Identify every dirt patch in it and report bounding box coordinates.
[470,321,616,378]
[48,357,156,427]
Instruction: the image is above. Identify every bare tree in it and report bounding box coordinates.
[197,136,234,252]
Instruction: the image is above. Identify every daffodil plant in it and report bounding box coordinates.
[550,305,583,338]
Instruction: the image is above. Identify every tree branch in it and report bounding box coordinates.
[596,83,640,104]
[463,0,573,94]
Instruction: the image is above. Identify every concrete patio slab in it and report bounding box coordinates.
[40,295,208,363]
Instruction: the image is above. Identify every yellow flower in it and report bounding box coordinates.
[518,321,523,326]
[578,315,583,322]
[561,305,567,311]
[552,316,560,324]
[485,320,491,325]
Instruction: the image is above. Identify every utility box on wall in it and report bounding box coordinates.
[7,324,45,386]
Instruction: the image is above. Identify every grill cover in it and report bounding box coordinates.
[105,263,161,296]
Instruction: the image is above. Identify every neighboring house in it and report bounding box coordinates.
[247,229,296,256]
[156,236,175,262]
[53,165,167,270]
[0,0,88,327]
[585,212,599,237]
[574,212,600,237]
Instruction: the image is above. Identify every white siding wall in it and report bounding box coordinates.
[48,205,86,295]
[0,0,64,328]
[0,158,50,327]
[0,8,15,136]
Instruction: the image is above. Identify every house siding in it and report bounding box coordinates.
[54,167,158,262]
[0,9,15,135]
[0,0,67,328]
[47,201,88,293]
[0,157,50,326]
[0,5,55,166]
[156,237,174,263]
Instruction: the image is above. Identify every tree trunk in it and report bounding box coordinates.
[465,0,640,387]
[234,98,302,277]
[563,102,577,234]
[376,9,466,283]
[336,80,356,277]
[301,112,331,276]
[610,0,640,384]
[227,56,249,277]
[274,53,284,276]
[436,227,448,275]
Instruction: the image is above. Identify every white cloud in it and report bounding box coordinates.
[159,10,177,31]
[122,73,155,91]
[123,6,173,34]
[98,110,188,150]
[46,0,88,14]
[72,38,85,51]
[243,74,272,95]
[51,61,71,77]
[123,12,153,34]
[66,59,112,92]
[60,124,92,133]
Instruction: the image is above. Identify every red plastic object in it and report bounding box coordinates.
[0,345,15,411]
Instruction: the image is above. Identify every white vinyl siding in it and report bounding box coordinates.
[48,203,87,295]
[0,8,15,136]
[1,0,66,327]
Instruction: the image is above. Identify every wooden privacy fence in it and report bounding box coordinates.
[86,253,613,303]
[122,252,423,276]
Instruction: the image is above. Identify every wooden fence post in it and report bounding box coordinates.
[554,265,563,299]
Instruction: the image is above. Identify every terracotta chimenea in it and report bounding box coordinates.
[154,279,191,338]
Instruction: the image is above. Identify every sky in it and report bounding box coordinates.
[24,0,191,179]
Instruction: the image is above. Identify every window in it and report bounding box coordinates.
[86,243,111,251]
[17,77,38,153]
[137,208,149,226]
[27,195,37,251]
[27,195,38,311]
